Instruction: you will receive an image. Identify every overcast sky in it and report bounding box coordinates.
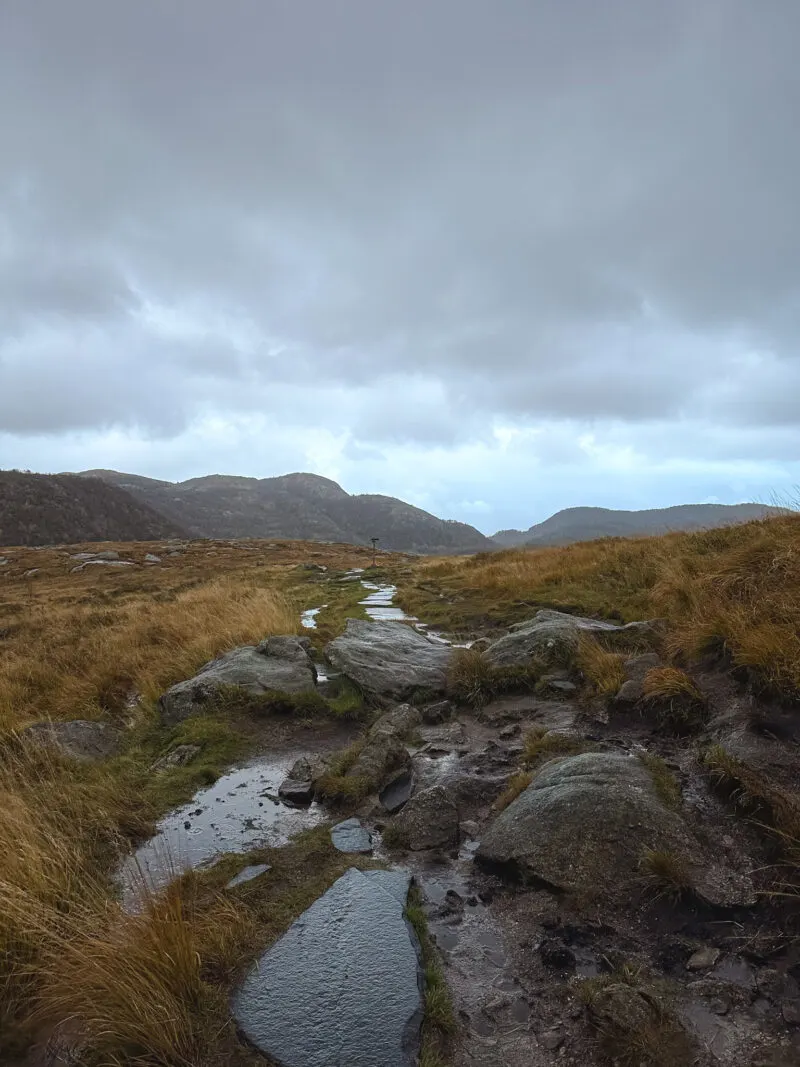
[2,2,799,532]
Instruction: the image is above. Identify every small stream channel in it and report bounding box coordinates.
[121,578,506,1042]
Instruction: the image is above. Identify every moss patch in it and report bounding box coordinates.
[405,887,455,1065]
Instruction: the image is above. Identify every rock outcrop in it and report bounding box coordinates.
[159,636,317,722]
[477,752,753,906]
[22,719,120,761]
[231,868,422,1067]
[483,609,655,668]
[325,619,451,699]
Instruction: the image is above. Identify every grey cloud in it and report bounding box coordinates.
[1,0,800,503]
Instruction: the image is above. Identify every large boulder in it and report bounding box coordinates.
[477,752,753,906]
[22,720,120,761]
[325,619,451,699]
[483,609,656,669]
[231,868,422,1067]
[159,636,317,722]
[388,785,460,851]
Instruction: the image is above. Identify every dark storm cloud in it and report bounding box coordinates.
[1,0,800,476]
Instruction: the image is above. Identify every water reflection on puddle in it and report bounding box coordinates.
[301,605,327,629]
[359,581,413,622]
[120,755,323,907]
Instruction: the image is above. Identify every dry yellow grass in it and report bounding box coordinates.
[404,514,800,699]
[576,635,626,697]
[0,577,297,737]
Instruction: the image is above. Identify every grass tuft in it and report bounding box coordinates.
[639,848,695,903]
[523,727,587,767]
[447,646,542,709]
[492,770,533,812]
[405,889,455,1065]
[702,745,800,847]
[637,752,682,810]
[640,667,708,734]
[576,636,626,698]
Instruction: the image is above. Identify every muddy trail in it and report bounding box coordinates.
[118,578,800,1067]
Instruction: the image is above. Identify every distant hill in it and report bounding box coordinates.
[77,470,492,554]
[0,471,187,547]
[493,503,788,548]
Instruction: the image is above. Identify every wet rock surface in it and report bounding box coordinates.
[331,817,373,853]
[379,768,414,812]
[483,608,656,668]
[160,635,317,722]
[325,618,451,698]
[226,863,271,889]
[231,867,422,1067]
[22,719,120,761]
[388,784,460,851]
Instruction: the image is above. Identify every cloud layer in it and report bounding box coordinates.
[2,1,799,530]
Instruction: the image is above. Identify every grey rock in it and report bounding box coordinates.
[70,552,96,560]
[370,703,421,740]
[380,769,414,813]
[782,1000,800,1026]
[278,778,314,805]
[499,724,521,739]
[159,637,317,722]
[325,619,451,699]
[348,732,411,790]
[476,752,754,905]
[23,568,40,577]
[614,678,645,705]
[92,550,120,561]
[72,559,135,572]
[226,863,271,889]
[540,1029,565,1051]
[144,553,161,563]
[390,785,459,850]
[484,609,655,668]
[231,867,421,1067]
[22,720,120,761]
[460,819,480,838]
[286,753,331,785]
[422,700,454,724]
[150,743,201,771]
[687,947,722,971]
[331,817,373,853]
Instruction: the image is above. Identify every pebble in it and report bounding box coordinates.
[686,947,721,971]
[540,1028,565,1051]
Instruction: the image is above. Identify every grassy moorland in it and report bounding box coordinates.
[2,517,799,1063]
[401,511,800,700]
[0,538,408,1062]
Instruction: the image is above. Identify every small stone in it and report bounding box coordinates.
[709,997,730,1016]
[278,779,314,805]
[227,863,272,889]
[782,1000,800,1026]
[499,724,521,739]
[461,820,480,838]
[540,1029,565,1051]
[144,553,161,563]
[183,820,191,830]
[686,947,722,971]
[422,700,454,724]
[331,817,373,854]
[379,769,414,813]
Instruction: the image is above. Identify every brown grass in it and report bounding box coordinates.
[640,667,708,734]
[523,727,586,766]
[639,848,695,902]
[446,646,542,708]
[703,745,800,847]
[402,513,800,700]
[576,635,626,698]
[492,770,533,812]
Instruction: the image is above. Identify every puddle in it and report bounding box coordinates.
[407,858,529,1040]
[119,753,323,908]
[301,605,327,629]
[359,582,415,623]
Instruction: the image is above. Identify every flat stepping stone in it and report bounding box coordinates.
[226,863,271,889]
[331,818,373,854]
[231,868,422,1067]
[278,778,314,805]
[379,770,414,813]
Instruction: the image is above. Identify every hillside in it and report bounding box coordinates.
[77,470,492,554]
[493,502,787,547]
[0,470,187,546]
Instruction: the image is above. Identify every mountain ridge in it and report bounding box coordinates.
[493,502,788,547]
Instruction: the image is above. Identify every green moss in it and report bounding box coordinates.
[405,888,455,1064]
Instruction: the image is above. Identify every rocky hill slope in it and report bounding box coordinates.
[77,470,492,554]
[0,470,187,546]
[493,502,786,547]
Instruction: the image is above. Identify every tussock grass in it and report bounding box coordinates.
[0,577,297,737]
[492,770,533,812]
[576,636,626,698]
[640,667,708,734]
[703,745,800,847]
[639,848,695,903]
[447,646,541,709]
[404,513,800,701]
